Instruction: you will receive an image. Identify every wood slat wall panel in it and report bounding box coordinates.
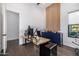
[46,3,60,32]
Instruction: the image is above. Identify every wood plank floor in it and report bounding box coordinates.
[57,45,75,56]
[7,39,39,56]
[5,39,76,56]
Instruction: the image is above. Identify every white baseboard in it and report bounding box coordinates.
[7,37,19,41]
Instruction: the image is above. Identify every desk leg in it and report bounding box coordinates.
[25,39,26,44]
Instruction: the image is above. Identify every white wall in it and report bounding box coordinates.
[60,3,79,48]
[69,11,79,24]
[6,3,45,45]
[7,10,19,40]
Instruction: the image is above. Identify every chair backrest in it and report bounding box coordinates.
[30,28,33,36]
[37,31,41,36]
[28,28,33,35]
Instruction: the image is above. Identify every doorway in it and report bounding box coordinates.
[6,10,19,49]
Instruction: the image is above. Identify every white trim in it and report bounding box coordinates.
[2,3,7,55]
[7,37,19,41]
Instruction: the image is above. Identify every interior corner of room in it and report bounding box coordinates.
[0,3,79,56]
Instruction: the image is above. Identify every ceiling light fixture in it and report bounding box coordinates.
[37,3,40,5]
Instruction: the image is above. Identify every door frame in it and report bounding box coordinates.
[2,4,7,54]
[2,4,20,54]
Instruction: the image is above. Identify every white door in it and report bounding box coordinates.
[7,10,19,41]
[2,4,7,54]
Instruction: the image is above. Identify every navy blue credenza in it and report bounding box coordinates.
[41,32,61,45]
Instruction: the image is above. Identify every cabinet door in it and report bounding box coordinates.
[46,3,60,32]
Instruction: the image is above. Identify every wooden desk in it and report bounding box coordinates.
[40,42,57,56]
[32,37,50,45]
[22,35,50,45]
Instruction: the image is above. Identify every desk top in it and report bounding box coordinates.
[21,35,50,45]
[32,37,50,45]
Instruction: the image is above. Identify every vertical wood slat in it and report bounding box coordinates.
[46,3,60,32]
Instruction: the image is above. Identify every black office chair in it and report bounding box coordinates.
[24,26,33,43]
